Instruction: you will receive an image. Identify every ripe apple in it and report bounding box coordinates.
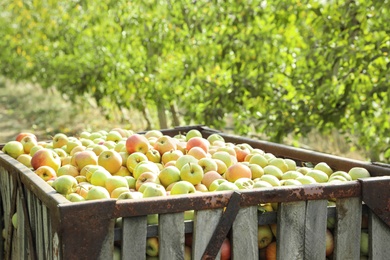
[194,183,208,192]
[265,241,277,260]
[29,145,44,157]
[158,165,181,188]
[201,170,223,189]
[206,133,225,144]
[186,137,210,153]
[221,238,231,260]
[126,134,150,154]
[216,146,237,157]
[180,162,204,185]
[92,144,109,156]
[209,179,228,192]
[314,162,333,177]
[105,175,129,194]
[142,183,166,198]
[259,175,281,187]
[249,154,269,168]
[258,225,274,249]
[66,193,86,202]
[124,176,136,189]
[35,165,57,181]
[145,129,164,139]
[86,186,110,200]
[253,180,273,189]
[52,133,69,149]
[185,129,202,141]
[234,144,251,162]
[90,168,112,187]
[281,170,304,180]
[126,152,148,173]
[268,158,289,173]
[31,148,62,172]
[110,187,131,198]
[146,148,161,163]
[225,163,252,182]
[52,175,78,195]
[198,157,218,173]
[330,171,352,181]
[215,181,239,191]
[214,158,228,175]
[296,175,317,185]
[153,135,177,155]
[117,191,143,200]
[212,151,234,168]
[16,154,32,168]
[57,164,80,177]
[348,167,370,180]
[306,169,329,183]
[20,135,38,154]
[71,150,98,171]
[187,146,208,160]
[64,138,83,154]
[133,161,160,180]
[326,229,334,256]
[263,165,283,180]
[170,181,197,195]
[113,166,131,177]
[234,177,255,190]
[98,150,122,174]
[15,132,37,142]
[161,149,183,165]
[135,172,160,190]
[146,237,159,257]
[247,163,264,179]
[175,154,198,170]
[2,141,25,159]
[106,130,123,143]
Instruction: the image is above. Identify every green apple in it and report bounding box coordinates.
[2,141,26,159]
[133,161,160,179]
[161,149,184,165]
[234,177,255,190]
[117,191,143,200]
[215,181,240,191]
[212,151,234,168]
[330,171,352,181]
[52,133,69,149]
[207,133,225,144]
[296,166,312,175]
[268,158,289,172]
[105,175,129,194]
[126,151,148,173]
[80,164,106,182]
[145,148,161,163]
[20,135,38,154]
[247,163,264,179]
[348,167,370,180]
[113,166,131,177]
[57,164,80,177]
[360,230,369,256]
[284,158,297,171]
[170,181,197,195]
[53,175,78,195]
[282,179,302,186]
[249,154,269,168]
[106,130,123,143]
[16,153,32,168]
[314,162,333,177]
[144,130,164,139]
[86,186,110,200]
[296,175,317,185]
[259,174,281,186]
[98,150,122,174]
[124,176,136,189]
[197,157,218,173]
[263,165,283,180]
[180,162,204,185]
[158,165,181,188]
[35,165,57,181]
[258,225,273,249]
[147,214,159,225]
[90,168,112,187]
[175,154,198,170]
[185,129,202,141]
[142,183,167,198]
[281,170,304,180]
[253,180,273,189]
[184,210,195,221]
[66,193,86,202]
[146,237,159,257]
[306,169,329,183]
[135,172,160,190]
[209,179,228,191]
[110,187,131,198]
[65,138,83,154]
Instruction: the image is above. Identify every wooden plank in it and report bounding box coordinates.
[192,209,223,260]
[277,201,306,260]
[159,212,185,259]
[121,216,148,260]
[36,198,44,260]
[304,199,328,260]
[42,205,51,260]
[231,206,258,259]
[333,197,362,260]
[17,190,26,260]
[98,219,115,260]
[369,211,390,259]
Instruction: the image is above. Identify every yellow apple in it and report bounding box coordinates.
[98,150,122,174]
[2,141,25,159]
[105,175,129,194]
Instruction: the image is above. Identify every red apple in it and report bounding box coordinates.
[31,148,62,172]
[15,132,37,142]
[125,134,150,154]
[186,137,210,153]
[153,135,177,155]
[225,163,252,182]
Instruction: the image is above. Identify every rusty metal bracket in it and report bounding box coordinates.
[359,176,390,228]
[202,191,241,260]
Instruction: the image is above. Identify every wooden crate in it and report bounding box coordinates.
[1,125,390,260]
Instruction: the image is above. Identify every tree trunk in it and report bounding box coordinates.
[170,103,180,127]
[157,101,168,129]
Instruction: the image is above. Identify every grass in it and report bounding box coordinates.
[0,78,367,161]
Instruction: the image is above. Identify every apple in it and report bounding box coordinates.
[281,170,304,180]
[52,175,78,195]
[144,129,164,139]
[2,141,25,159]
[296,175,317,185]
[112,166,131,177]
[29,145,44,156]
[306,169,329,183]
[201,170,223,189]
[213,158,228,175]
[209,179,228,192]
[113,140,126,153]
[147,214,159,225]
[75,175,87,183]
[186,136,210,153]
[52,133,69,149]
[265,241,277,260]
[98,150,122,174]
[259,175,281,187]
[215,181,240,191]
[253,180,273,189]
[180,162,204,185]
[66,193,86,202]
[185,245,192,260]
[330,171,352,181]
[86,186,110,200]
[221,238,231,260]
[249,154,269,168]
[158,165,181,188]
[263,165,283,180]
[35,165,57,181]
[126,152,148,173]
[106,130,123,143]
[234,144,251,162]
[326,229,334,256]
[111,127,130,138]
[135,172,160,191]
[161,149,184,165]
[117,191,143,200]
[80,138,95,148]
[284,158,297,171]
[20,135,38,154]
[258,225,274,249]
[31,148,62,172]
[142,183,166,198]
[187,146,208,160]
[124,176,136,189]
[126,134,150,154]
[314,162,333,177]
[282,179,302,186]
[105,175,129,194]
[153,135,177,155]
[15,132,37,142]
[175,154,198,169]
[247,163,264,179]
[225,162,252,182]
[70,145,87,156]
[57,164,80,177]
[53,148,67,158]
[194,183,208,192]
[80,165,105,181]
[234,177,255,190]
[133,161,160,179]
[348,167,370,180]
[103,141,117,150]
[110,187,131,198]
[90,168,112,187]
[64,138,83,154]
[268,158,289,173]
[170,181,197,195]
[146,237,159,257]
[197,157,218,173]
[92,144,109,156]
[16,154,32,168]
[206,133,225,144]
[71,150,98,171]
[145,148,161,163]
[185,129,202,141]
[88,132,103,141]
[296,166,311,175]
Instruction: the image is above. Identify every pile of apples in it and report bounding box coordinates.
[2,128,372,259]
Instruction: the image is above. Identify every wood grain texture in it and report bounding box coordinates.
[370,211,390,259]
[121,216,148,260]
[159,212,185,260]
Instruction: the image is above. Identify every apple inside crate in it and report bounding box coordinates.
[0,125,389,260]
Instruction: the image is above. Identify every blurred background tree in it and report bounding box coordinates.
[0,0,389,162]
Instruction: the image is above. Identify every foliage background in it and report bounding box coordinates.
[0,0,389,162]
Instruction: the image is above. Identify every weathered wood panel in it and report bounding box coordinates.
[369,211,390,259]
[122,216,148,260]
[159,212,185,260]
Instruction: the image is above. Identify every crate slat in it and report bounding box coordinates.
[370,211,390,259]
[17,190,27,259]
[192,208,223,259]
[231,206,258,259]
[304,199,328,259]
[36,198,44,260]
[333,197,362,260]
[122,216,147,260]
[159,212,185,259]
[277,201,306,259]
